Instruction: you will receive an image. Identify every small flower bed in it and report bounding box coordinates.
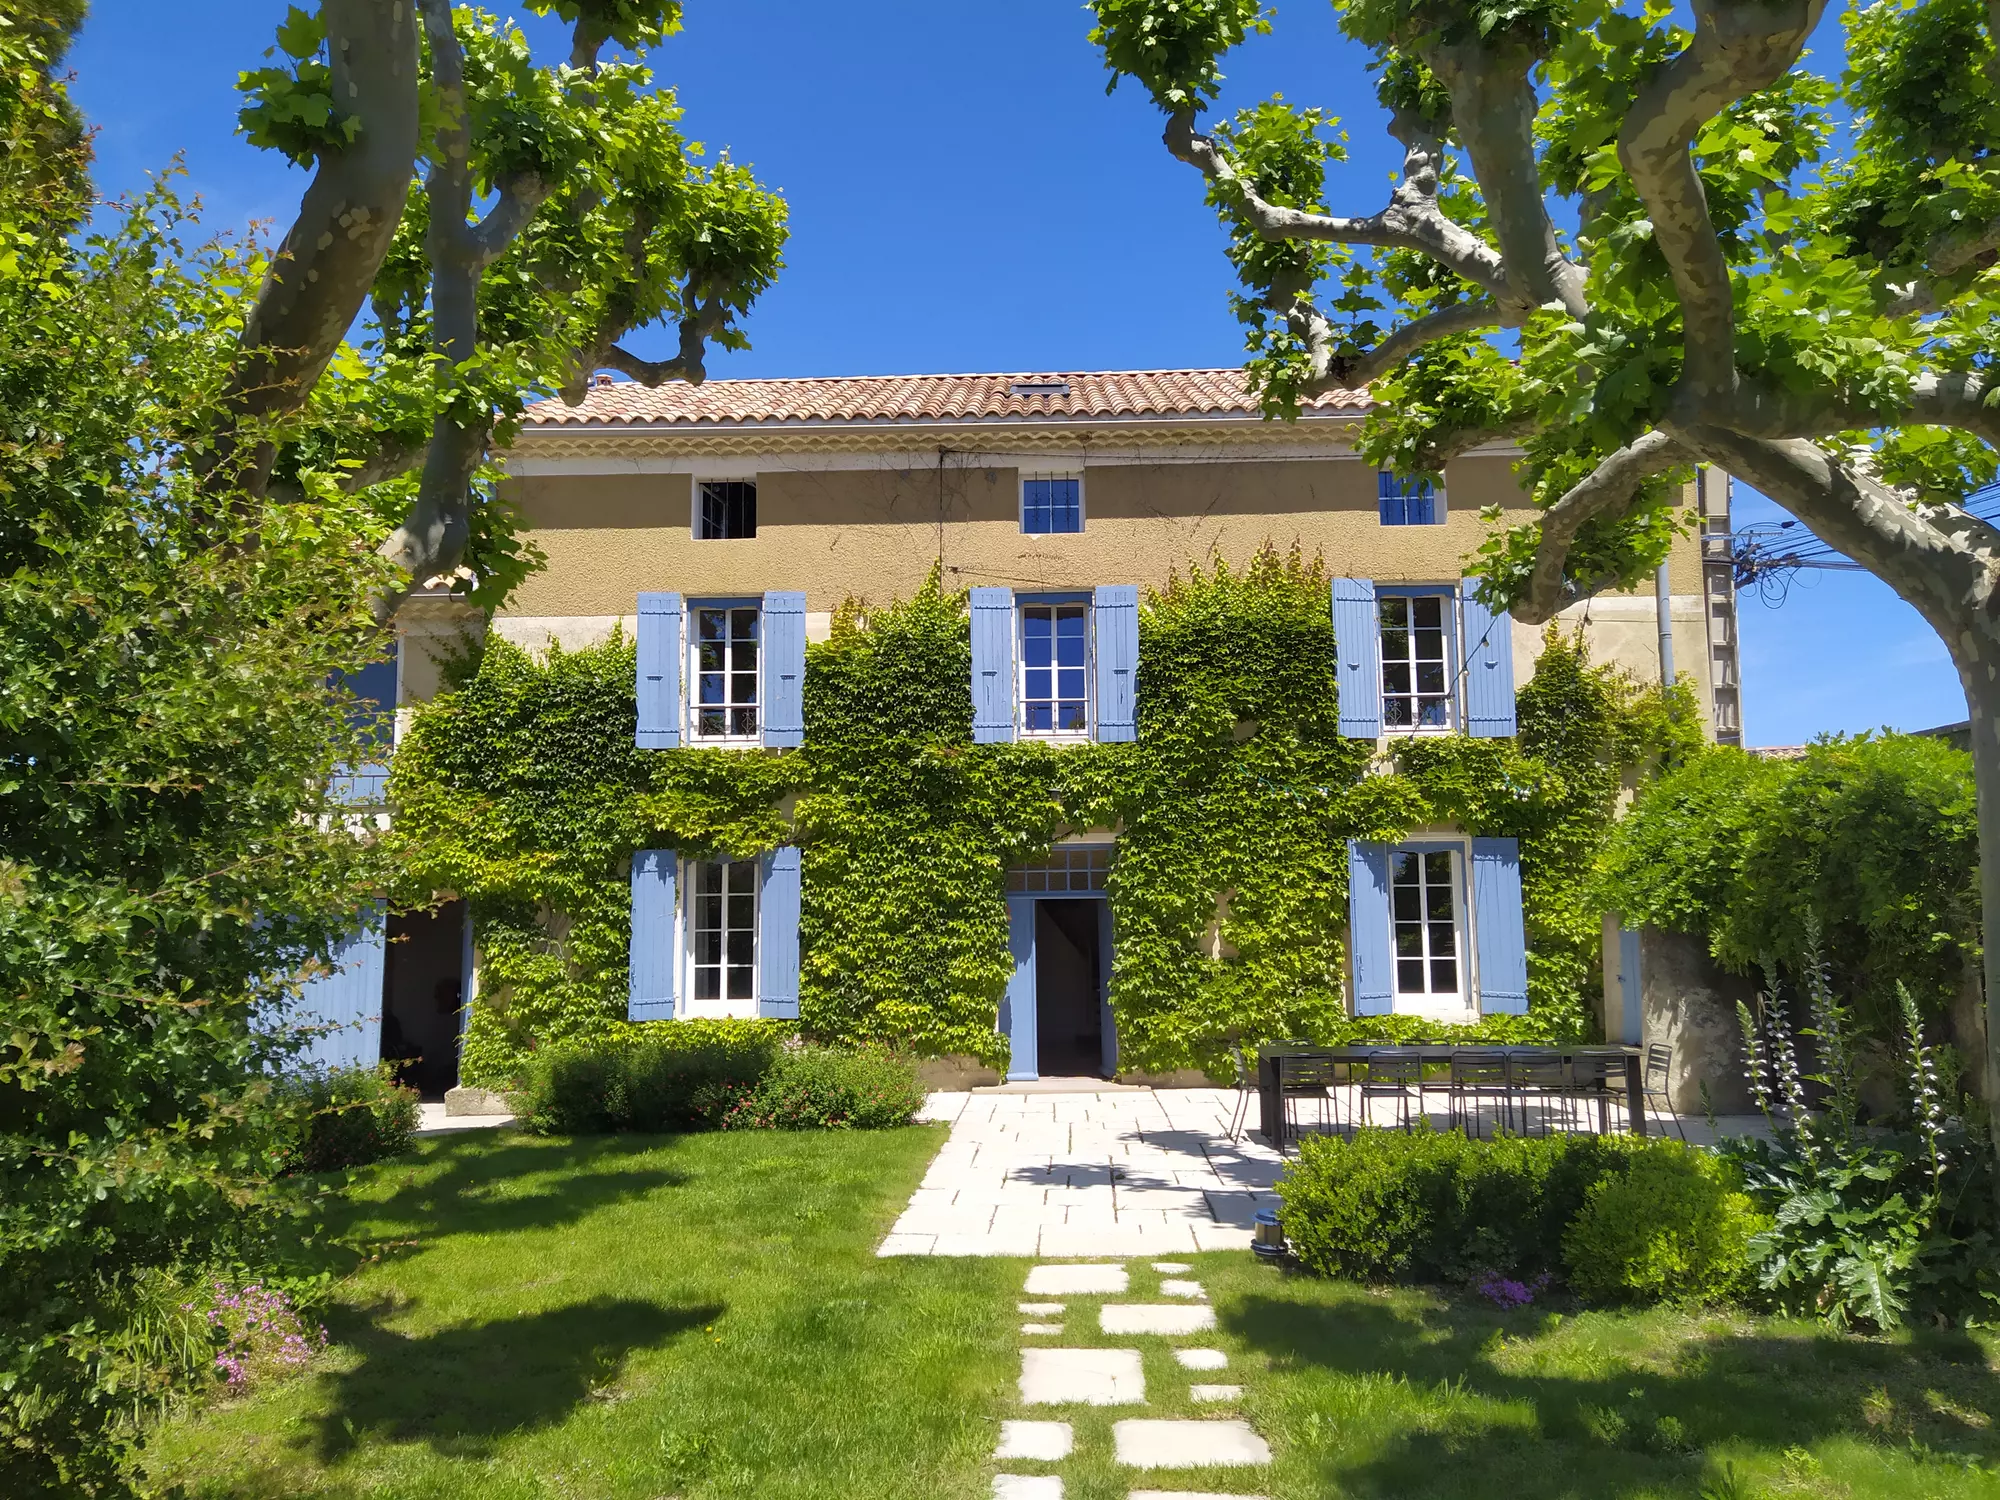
[191,1282,327,1393]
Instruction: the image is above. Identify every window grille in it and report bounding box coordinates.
[1006,846,1111,893]
[693,604,759,739]
[1022,475,1083,534]
[1378,593,1454,729]
[1378,471,1441,526]
[697,479,757,539]
[1391,848,1461,998]
[1021,602,1089,733]
[690,859,758,1003]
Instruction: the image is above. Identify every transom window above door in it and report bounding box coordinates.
[1392,847,1463,1002]
[1021,601,1089,735]
[1378,592,1454,730]
[692,604,759,740]
[1021,474,1083,534]
[689,858,758,1004]
[696,479,756,539]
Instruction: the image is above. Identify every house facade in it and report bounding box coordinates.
[306,368,1741,1085]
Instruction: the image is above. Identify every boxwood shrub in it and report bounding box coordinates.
[1278,1128,1756,1305]
[517,1020,925,1133]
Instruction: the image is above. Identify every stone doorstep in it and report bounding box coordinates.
[1019,1348,1146,1407]
[1099,1303,1219,1336]
[995,1420,1073,1461]
[1112,1420,1273,1468]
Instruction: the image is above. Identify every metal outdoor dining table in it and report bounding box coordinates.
[1254,1042,1647,1149]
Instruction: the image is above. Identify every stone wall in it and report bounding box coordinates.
[1639,926,1757,1115]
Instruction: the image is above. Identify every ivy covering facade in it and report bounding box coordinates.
[391,550,1699,1085]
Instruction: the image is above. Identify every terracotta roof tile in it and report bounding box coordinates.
[520,368,1370,428]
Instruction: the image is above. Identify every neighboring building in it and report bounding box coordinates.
[305,369,1735,1085]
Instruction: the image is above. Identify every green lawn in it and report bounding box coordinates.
[149,1126,2000,1500]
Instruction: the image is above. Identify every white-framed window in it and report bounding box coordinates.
[693,478,757,540]
[1021,472,1083,534]
[690,602,760,741]
[1020,600,1090,736]
[687,857,758,1008]
[1378,591,1455,730]
[1391,845,1466,1005]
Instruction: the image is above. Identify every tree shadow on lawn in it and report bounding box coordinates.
[1226,1289,2000,1498]
[329,1134,692,1254]
[305,1293,723,1464]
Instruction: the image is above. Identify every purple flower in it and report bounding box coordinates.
[1476,1271,1551,1308]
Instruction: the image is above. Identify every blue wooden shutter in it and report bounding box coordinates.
[1331,578,1381,738]
[1471,837,1530,1014]
[1346,841,1393,1016]
[636,592,684,749]
[295,902,386,1070]
[1460,581,1517,736]
[628,849,678,1020]
[1002,895,1037,1078]
[970,586,1016,743]
[761,590,807,748]
[1092,583,1138,742]
[758,845,802,1019]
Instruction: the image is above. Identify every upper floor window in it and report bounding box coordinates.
[688,858,758,1007]
[696,479,757,540]
[1379,592,1454,730]
[692,603,759,740]
[1392,846,1464,1002]
[1379,471,1443,526]
[1022,473,1083,534]
[1021,601,1089,735]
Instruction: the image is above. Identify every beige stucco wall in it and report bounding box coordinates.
[470,451,1712,722]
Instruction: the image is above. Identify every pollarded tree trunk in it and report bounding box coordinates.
[1955,643,2000,1157]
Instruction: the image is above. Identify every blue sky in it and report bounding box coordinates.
[68,0,1969,745]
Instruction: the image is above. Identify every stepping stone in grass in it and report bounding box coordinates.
[1020,1347,1146,1406]
[1113,1419,1272,1468]
[1020,1322,1064,1335]
[994,1476,1063,1499]
[1189,1384,1243,1402]
[1129,1492,1271,1500]
[1099,1304,1217,1336]
[1024,1263,1128,1296]
[1018,1302,1064,1315]
[1159,1279,1207,1299]
[1174,1349,1228,1371]
[995,1420,1073,1461]
[1151,1261,1193,1273]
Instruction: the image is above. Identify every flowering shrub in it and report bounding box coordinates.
[1476,1271,1550,1308]
[191,1282,326,1394]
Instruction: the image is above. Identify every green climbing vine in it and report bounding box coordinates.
[390,550,1700,1085]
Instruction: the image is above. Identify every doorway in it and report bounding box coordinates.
[1034,899,1104,1077]
[381,900,466,1098]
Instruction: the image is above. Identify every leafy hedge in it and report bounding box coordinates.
[1597,734,1977,1037]
[1279,1129,1760,1305]
[277,1066,420,1174]
[516,1021,925,1133]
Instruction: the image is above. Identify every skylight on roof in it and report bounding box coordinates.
[1009,380,1070,396]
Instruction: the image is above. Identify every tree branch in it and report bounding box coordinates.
[222,0,419,490]
[1163,107,1513,305]
[1618,0,1827,406]
[1513,431,1692,624]
[1425,39,1587,317]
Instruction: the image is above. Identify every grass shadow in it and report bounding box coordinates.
[1226,1287,2000,1498]
[307,1293,722,1463]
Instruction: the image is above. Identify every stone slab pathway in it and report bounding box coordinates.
[884,1088,1280,1257]
[1113,1420,1272,1468]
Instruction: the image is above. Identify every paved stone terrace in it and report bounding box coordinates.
[880,1088,1280,1257]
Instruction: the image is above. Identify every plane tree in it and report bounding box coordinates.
[228,0,787,609]
[1087,0,2000,1153]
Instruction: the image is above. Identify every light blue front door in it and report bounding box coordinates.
[999,849,1116,1081]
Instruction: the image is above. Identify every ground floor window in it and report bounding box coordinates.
[689,858,758,1004]
[1392,846,1463,1002]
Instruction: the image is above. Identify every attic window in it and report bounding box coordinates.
[1009,380,1070,397]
